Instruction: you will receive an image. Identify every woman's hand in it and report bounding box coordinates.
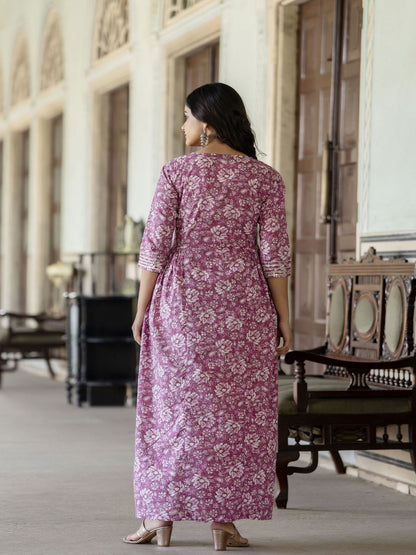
[132,270,159,345]
[266,277,292,357]
[277,319,292,357]
[132,311,145,345]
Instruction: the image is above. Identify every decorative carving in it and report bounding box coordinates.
[382,275,413,360]
[94,0,129,61]
[11,30,30,106]
[40,9,64,91]
[360,246,383,263]
[164,0,207,23]
[328,278,348,354]
[356,247,408,265]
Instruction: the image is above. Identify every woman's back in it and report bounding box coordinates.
[128,82,292,542]
[144,151,290,280]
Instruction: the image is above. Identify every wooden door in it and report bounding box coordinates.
[294,0,362,353]
[336,0,362,260]
[107,84,129,252]
[184,42,219,154]
[45,114,64,311]
[106,84,129,293]
[50,114,63,264]
[294,0,334,351]
[185,42,219,94]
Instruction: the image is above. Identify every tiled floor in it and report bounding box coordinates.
[1,368,416,555]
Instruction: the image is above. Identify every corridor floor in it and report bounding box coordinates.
[1,369,416,555]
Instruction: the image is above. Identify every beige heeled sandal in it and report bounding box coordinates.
[122,520,172,547]
[211,523,249,551]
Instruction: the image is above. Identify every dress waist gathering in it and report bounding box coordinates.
[172,240,258,256]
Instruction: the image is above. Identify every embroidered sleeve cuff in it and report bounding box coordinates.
[138,252,164,273]
[262,261,291,279]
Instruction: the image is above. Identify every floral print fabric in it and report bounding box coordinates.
[135,152,291,522]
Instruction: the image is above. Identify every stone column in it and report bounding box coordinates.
[2,131,23,311]
[26,117,52,313]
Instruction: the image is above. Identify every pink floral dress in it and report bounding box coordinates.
[134,152,291,522]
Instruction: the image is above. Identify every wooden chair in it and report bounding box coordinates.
[0,311,66,387]
[276,248,416,508]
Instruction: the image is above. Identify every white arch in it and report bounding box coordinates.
[40,7,64,91]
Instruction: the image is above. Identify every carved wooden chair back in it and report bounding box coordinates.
[325,250,416,388]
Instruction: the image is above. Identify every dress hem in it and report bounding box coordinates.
[134,513,273,523]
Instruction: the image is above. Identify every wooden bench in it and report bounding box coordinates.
[0,311,66,387]
[276,249,416,508]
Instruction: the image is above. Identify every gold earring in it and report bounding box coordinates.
[200,126,208,147]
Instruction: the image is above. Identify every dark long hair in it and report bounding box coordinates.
[186,83,258,159]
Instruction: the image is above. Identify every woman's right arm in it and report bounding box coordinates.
[134,162,180,344]
[132,269,159,344]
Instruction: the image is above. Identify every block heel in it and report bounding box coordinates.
[211,524,249,551]
[212,529,228,551]
[156,525,172,547]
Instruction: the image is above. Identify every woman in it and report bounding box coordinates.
[124,83,292,551]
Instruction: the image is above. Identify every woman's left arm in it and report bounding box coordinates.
[258,172,291,280]
[258,171,292,355]
[266,276,292,356]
